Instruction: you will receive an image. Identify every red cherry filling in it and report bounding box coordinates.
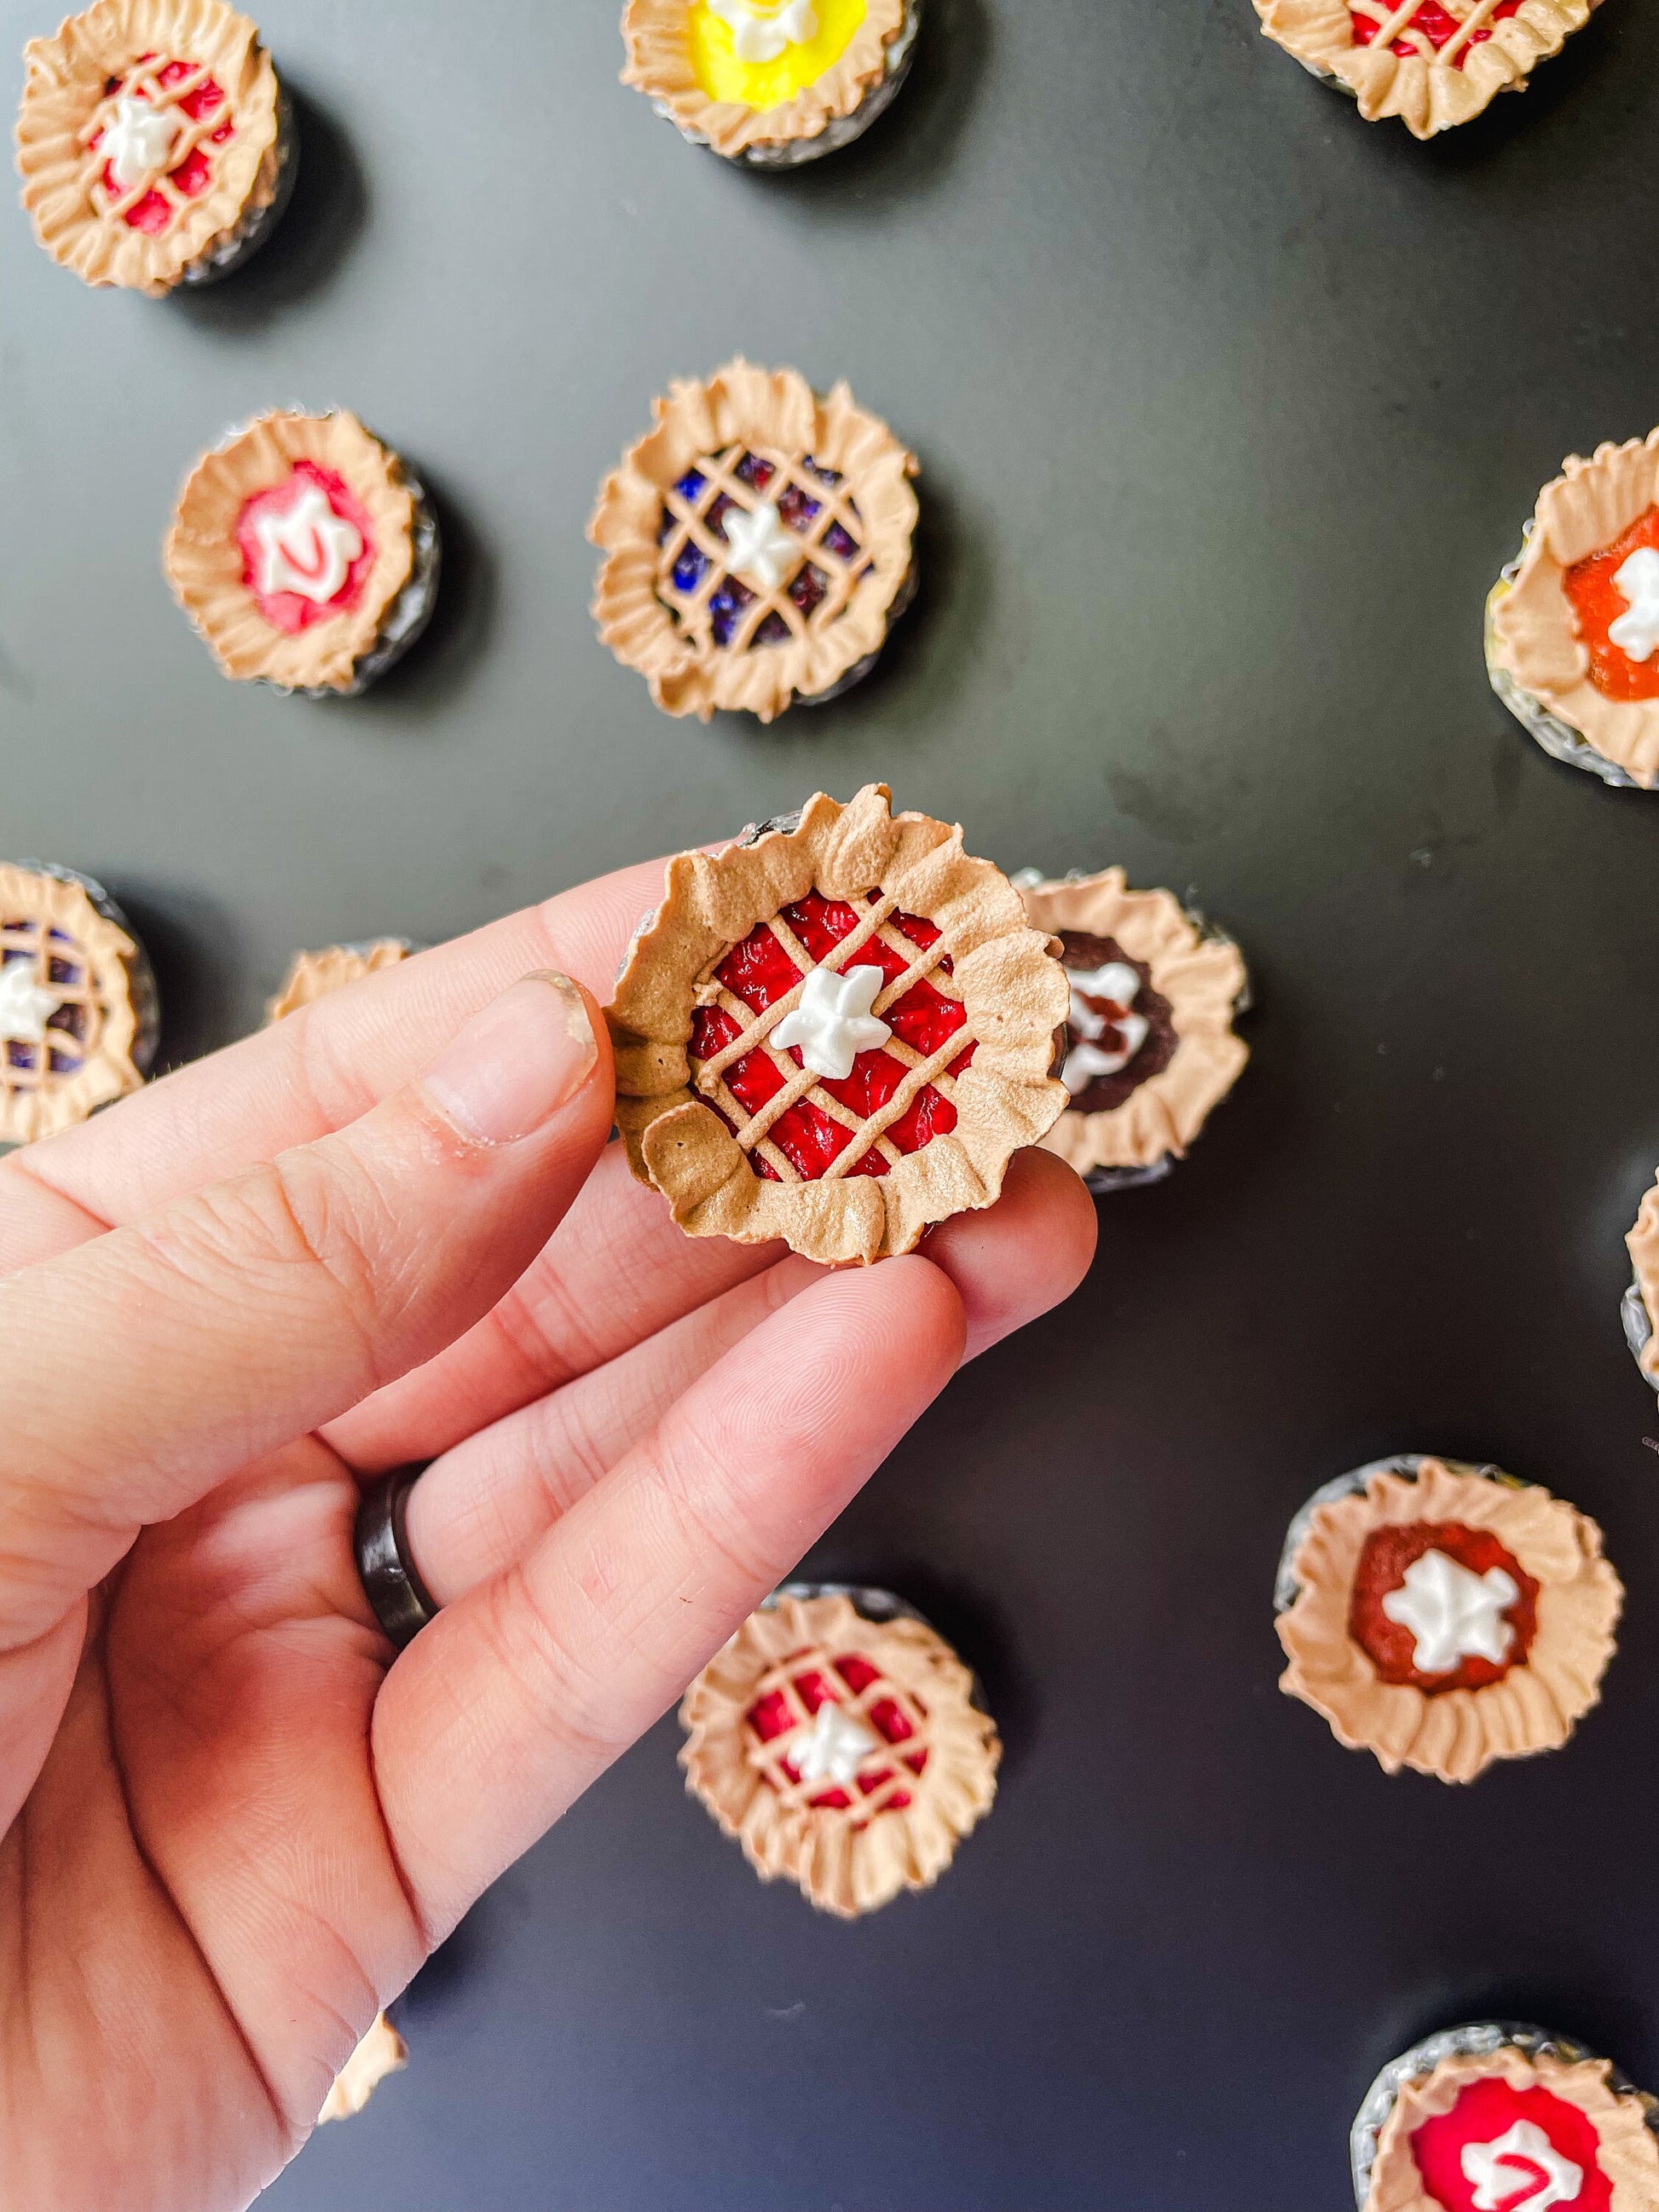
[88,55,235,233]
[1564,505,1659,703]
[234,461,379,634]
[690,892,975,1183]
[1409,2076,1612,2212]
[746,1650,929,1823]
[1349,1521,1538,1693]
[1350,0,1523,64]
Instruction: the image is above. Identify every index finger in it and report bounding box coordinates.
[0,854,673,1273]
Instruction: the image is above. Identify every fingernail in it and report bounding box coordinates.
[421,973,598,1145]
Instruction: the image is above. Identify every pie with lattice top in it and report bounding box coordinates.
[1489,431,1659,793]
[1015,869,1248,1187]
[165,410,440,695]
[621,0,918,165]
[1276,1456,1621,1784]
[265,939,412,1024]
[1255,0,1599,138]
[589,360,918,723]
[0,862,157,1146]
[607,785,1069,1265]
[16,0,289,296]
[679,1589,999,1917]
[1361,2035,1659,2212]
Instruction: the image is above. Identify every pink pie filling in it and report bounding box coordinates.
[1410,2076,1612,2212]
[690,892,976,1184]
[747,1651,928,1820]
[234,462,379,634]
[1350,0,1522,64]
[90,56,234,234]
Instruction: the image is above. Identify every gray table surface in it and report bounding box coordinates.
[6,2,1659,2207]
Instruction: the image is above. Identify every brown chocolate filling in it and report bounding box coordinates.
[1058,930,1177,1116]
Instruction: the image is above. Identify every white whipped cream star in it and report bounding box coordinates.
[792,1701,880,1789]
[721,497,800,590]
[771,964,892,1080]
[1609,546,1659,662]
[1463,2120,1583,2212]
[707,0,819,64]
[1061,960,1149,1095]
[253,482,364,607]
[1380,1547,1518,1675]
[100,95,182,190]
[0,957,63,1048]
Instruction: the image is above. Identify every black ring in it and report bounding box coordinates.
[355,1465,440,1650]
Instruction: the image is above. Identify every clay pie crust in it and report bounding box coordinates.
[1277,1458,1621,1783]
[266,939,411,1024]
[679,1590,1000,1918]
[588,359,917,723]
[606,785,1070,1265]
[1627,1175,1659,1389]
[17,0,281,295]
[0,863,149,1145]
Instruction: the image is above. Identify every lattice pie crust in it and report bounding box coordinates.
[0,863,148,1145]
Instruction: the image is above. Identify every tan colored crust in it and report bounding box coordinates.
[0,863,145,1145]
[1367,2047,1659,2211]
[621,0,907,159]
[606,785,1069,1265]
[1278,1459,1621,1783]
[317,2013,407,2124]
[588,359,918,725]
[164,411,417,691]
[679,1592,1000,1918]
[1489,432,1659,790]
[16,0,280,297]
[1255,0,1597,140]
[265,940,410,1024]
[1628,1175,1659,1387]
[1017,870,1247,1175]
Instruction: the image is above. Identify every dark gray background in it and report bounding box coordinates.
[5,1,1659,2206]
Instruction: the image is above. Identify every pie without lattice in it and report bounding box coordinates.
[265,939,413,1024]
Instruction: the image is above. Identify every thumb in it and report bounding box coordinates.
[0,972,613,1648]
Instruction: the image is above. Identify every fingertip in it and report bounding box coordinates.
[922,1146,1096,1362]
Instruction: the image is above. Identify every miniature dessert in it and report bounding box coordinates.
[679,1585,999,1917]
[620,0,921,166]
[1254,0,1599,141]
[588,359,917,724]
[265,938,413,1023]
[1624,1172,1659,1394]
[1488,432,1659,791]
[165,410,440,696]
[606,785,1069,1265]
[1352,2020,1659,2212]
[317,2013,407,2124]
[1275,1454,1621,1783]
[0,860,158,1147]
[16,0,294,296]
[1013,868,1248,1192]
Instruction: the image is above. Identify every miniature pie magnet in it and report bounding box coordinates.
[588,359,918,724]
[1275,1455,1621,1783]
[1353,2022,1659,2212]
[604,784,1070,1266]
[1624,1172,1659,1394]
[1254,0,1599,141]
[1488,432,1659,791]
[621,0,921,165]
[679,1586,999,1918]
[317,2013,407,2124]
[0,861,158,1146]
[165,410,441,696]
[265,938,413,1023]
[16,0,295,296]
[1014,869,1248,1191]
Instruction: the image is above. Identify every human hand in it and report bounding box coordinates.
[0,848,1095,2212]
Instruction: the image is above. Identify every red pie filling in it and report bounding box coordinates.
[746,1650,928,1819]
[1564,506,1659,702]
[1350,0,1522,66]
[234,462,379,633]
[690,892,975,1183]
[1349,1521,1537,1693]
[89,57,235,233]
[1410,2076,1612,2212]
